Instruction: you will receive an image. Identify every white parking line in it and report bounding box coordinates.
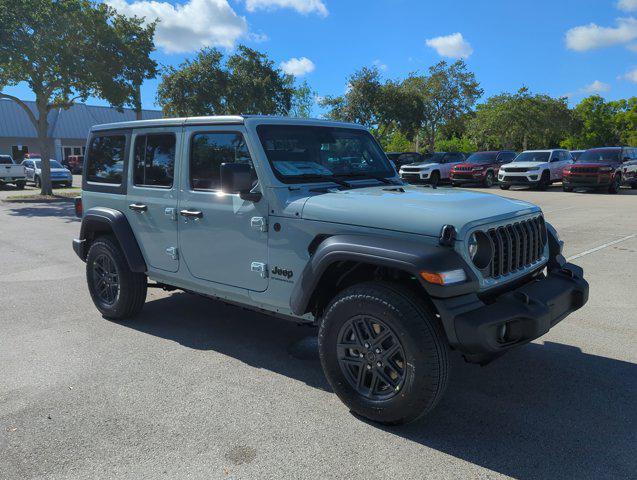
[567,234,637,261]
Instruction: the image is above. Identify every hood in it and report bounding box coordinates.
[502,161,546,169]
[301,185,539,238]
[402,162,440,169]
[570,162,617,168]
[451,163,490,170]
[37,167,69,174]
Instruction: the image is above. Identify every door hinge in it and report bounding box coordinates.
[250,216,267,232]
[251,262,268,278]
[165,247,179,260]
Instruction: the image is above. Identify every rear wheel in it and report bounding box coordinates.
[429,171,440,187]
[86,236,147,320]
[318,282,450,425]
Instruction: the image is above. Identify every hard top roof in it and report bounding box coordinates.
[90,115,366,133]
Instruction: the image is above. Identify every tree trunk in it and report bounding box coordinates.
[135,83,142,121]
[415,133,420,152]
[36,99,53,195]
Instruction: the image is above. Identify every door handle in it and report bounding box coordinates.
[179,209,203,219]
[129,203,147,212]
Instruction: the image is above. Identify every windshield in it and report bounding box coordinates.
[465,152,498,164]
[576,149,620,163]
[513,152,550,163]
[0,156,13,165]
[257,125,395,183]
[34,160,64,169]
[416,153,445,164]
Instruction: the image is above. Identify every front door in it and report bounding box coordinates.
[125,129,180,272]
[178,127,269,292]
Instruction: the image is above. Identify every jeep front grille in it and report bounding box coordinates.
[486,216,547,278]
[503,167,528,173]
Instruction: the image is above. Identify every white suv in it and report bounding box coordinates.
[399,152,466,186]
[498,149,573,190]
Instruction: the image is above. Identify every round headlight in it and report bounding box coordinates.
[467,231,493,270]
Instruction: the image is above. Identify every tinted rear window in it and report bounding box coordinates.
[86,135,126,184]
[0,156,13,165]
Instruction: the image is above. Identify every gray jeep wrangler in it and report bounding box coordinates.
[73,116,589,425]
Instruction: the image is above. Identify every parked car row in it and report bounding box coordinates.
[393,147,637,194]
[0,154,74,189]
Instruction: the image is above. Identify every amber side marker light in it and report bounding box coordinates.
[420,269,467,285]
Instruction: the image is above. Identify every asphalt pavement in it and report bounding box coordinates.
[0,182,635,479]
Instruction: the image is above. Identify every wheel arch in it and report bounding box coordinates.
[290,234,478,319]
[75,207,146,273]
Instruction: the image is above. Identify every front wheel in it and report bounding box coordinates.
[608,174,621,194]
[34,176,41,188]
[536,171,550,190]
[483,171,495,187]
[429,171,440,187]
[318,282,450,425]
[15,180,25,190]
[563,185,573,192]
[499,184,510,190]
[86,236,147,320]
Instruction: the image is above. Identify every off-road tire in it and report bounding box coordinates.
[429,171,440,187]
[86,236,147,320]
[318,282,450,425]
[499,184,510,190]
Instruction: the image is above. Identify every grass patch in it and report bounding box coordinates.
[3,191,79,202]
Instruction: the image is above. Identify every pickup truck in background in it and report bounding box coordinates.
[0,155,27,189]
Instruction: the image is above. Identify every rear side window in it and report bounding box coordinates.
[86,135,126,184]
[190,132,254,191]
[133,134,176,188]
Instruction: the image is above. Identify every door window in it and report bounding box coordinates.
[133,133,176,188]
[190,132,254,191]
[86,135,127,184]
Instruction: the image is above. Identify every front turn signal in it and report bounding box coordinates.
[420,269,467,285]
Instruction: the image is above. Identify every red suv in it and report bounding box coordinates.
[450,150,517,187]
[562,147,636,194]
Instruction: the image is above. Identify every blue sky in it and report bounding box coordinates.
[5,0,637,112]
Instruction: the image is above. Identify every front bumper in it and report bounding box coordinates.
[498,173,542,185]
[432,262,588,363]
[563,174,611,187]
[400,171,431,183]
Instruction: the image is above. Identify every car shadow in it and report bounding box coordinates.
[122,292,635,479]
[5,201,79,223]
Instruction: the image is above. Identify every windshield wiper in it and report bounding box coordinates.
[290,174,352,188]
[339,172,397,185]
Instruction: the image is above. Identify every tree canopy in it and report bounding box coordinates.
[157,46,296,116]
[0,0,156,194]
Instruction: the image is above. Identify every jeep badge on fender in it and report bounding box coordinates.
[73,115,589,425]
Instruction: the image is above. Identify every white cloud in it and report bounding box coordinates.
[244,0,328,16]
[565,17,637,51]
[583,80,611,93]
[280,57,315,76]
[620,67,637,82]
[618,0,637,12]
[425,33,473,59]
[372,59,388,71]
[106,0,248,53]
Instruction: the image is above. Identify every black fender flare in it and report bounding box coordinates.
[290,234,478,316]
[73,207,146,273]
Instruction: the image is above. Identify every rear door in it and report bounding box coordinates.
[178,126,269,292]
[125,129,180,273]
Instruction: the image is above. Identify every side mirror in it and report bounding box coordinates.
[220,163,261,202]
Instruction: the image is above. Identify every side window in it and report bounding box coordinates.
[133,133,176,188]
[86,135,126,184]
[190,132,254,191]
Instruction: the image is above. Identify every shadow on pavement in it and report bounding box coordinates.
[5,201,79,223]
[125,292,636,480]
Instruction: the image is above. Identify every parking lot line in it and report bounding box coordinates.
[567,234,636,261]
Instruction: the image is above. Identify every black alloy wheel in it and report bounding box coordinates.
[336,315,406,401]
[483,171,495,187]
[92,253,120,306]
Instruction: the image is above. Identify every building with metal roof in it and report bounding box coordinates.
[0,99,162,162]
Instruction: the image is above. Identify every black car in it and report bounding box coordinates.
[385,152,423,169]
